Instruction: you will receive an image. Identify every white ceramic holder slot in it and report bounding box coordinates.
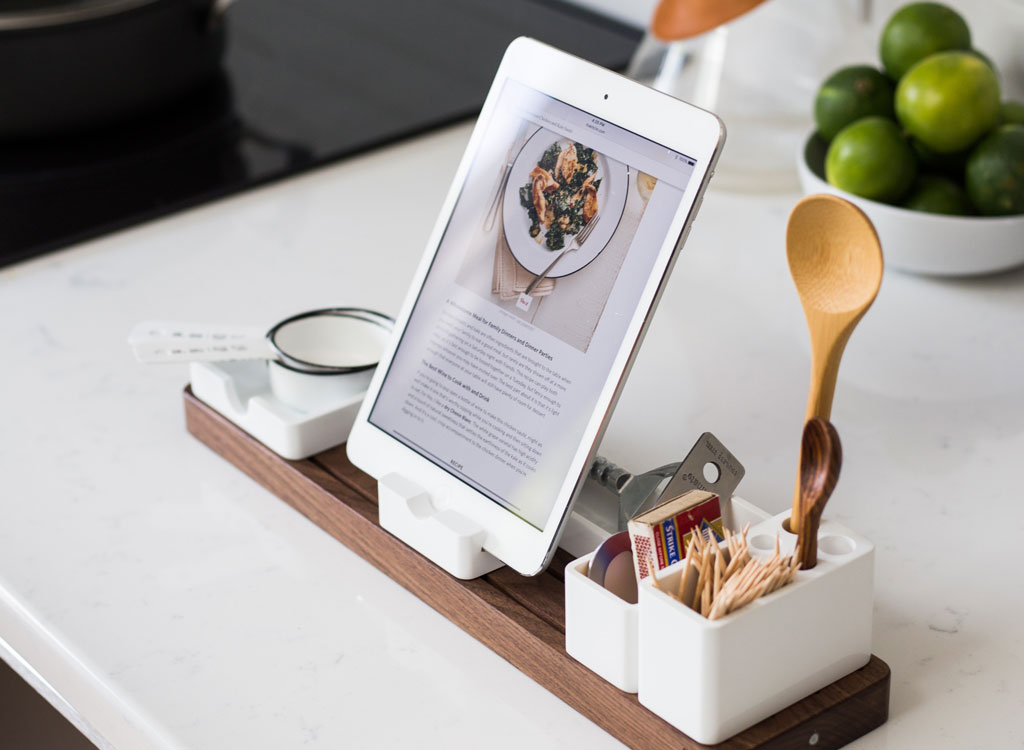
[565,551,640,692]
[377,473,504,580]
[639,510,873,745]
[564,497,771,695]
[189,361,366,460]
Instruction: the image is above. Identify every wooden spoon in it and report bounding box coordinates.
[787,194,882,534]
[793,418,841,570]
[651,0,770,41]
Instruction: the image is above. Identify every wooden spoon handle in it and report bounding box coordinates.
[805,347,841,422]
[795,509,822,570]
[791,326,854,533]
[804,321,858,422]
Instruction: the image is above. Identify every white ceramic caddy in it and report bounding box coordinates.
[190,360,371,460]
[564,497,874,745]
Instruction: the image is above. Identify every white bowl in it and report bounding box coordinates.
[797,133,1024,277]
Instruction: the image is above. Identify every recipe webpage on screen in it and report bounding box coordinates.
[370,79,696,530]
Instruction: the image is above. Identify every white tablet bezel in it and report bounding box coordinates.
[348,36,725,575]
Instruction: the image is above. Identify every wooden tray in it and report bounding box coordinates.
[184,387,890,749]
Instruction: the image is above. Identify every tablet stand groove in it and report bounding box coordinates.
[184,386,890,749]
[377,472,504,579]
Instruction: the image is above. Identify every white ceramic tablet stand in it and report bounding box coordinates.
[375,458,625,579]
[377,473,504,579]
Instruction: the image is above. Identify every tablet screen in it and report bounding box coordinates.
[369,79,698,531]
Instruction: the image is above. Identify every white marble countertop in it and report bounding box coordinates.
[3,118,1024,749]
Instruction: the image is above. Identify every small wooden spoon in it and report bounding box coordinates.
[787,194,882,534]
[651,0,770,40]
[794,418,842,570]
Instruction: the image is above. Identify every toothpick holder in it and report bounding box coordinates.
[377,473,504,579]
[566,500,874,745]
[563,497,771,695]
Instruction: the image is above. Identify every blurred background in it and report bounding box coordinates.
[2,0,1020,266]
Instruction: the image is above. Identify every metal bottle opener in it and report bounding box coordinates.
[616,432,745,529]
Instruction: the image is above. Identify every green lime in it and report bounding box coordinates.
[999,100,1024,126]
[880,2,971,80]
[911,138,969,176]
[901,173,973,215]
[896,51,1001,153]
[826,116,917,203]
[814,66,895,141]
[967,48,998,74]
[965,124,1024,216]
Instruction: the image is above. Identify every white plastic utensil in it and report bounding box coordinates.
[129,321,274,363]
[129,308,393,374]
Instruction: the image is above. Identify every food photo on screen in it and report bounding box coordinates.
[456,120,662,354]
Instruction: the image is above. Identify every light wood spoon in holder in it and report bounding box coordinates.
[787,194,882,534]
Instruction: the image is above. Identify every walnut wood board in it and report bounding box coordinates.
[184,387,890,749]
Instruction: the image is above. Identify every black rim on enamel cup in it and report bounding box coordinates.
[265,307,394,376]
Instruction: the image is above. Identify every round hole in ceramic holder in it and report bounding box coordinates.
[818,534,856,556]
[748,533,776,552]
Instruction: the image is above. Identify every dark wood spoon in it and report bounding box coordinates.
[794,417,842,570]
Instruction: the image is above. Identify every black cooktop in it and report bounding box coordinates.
[0,0,640,268]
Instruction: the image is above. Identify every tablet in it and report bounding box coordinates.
[348,37,724,576]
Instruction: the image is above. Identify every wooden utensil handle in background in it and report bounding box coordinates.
[651,0,769,40]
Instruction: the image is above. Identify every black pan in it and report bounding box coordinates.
[0,0,229,140]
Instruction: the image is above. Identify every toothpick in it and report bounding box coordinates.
[713,548,723,601]
[689,523,803,620]
[694,551,710,614]
[724,546,749,579]
[647,556,668,595]
[700,547,712,590]
[677,556,691,602]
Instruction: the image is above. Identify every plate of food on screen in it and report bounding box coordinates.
[502,128,628,278]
